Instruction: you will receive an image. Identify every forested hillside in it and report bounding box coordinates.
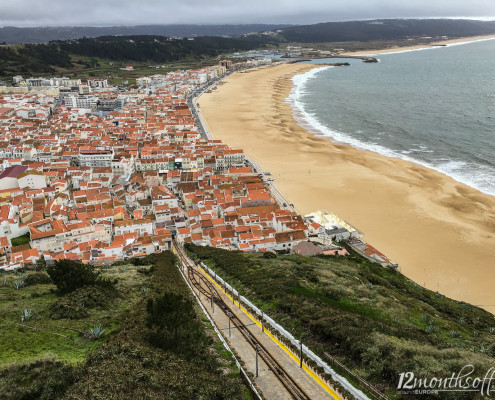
[0,35,279,77]
[277,19,495,42]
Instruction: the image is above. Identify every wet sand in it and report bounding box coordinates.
[342,34,495,55]
[199,62,495,313]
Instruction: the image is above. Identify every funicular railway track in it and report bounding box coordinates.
[174,242,313,400]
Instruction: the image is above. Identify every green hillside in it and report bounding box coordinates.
[0,35,279,78]
[186,244,495,399]
[0,253,249,400]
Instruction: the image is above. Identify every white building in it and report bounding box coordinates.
[88,78,108,88]
[114,219,153,237]
[78,149,114,168]
[17,170,47,190]
[65,95,98,110]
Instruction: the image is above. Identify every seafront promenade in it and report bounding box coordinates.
[191,74,299,215]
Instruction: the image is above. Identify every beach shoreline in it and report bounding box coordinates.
[199,62,495,314]
[341,33,495,55]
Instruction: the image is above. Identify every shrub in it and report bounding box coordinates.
[24,272,52,286]
[146,293,210,359]
[47,260,115,295]
[137,266,153,275]
[0,359,78,400]
[488,343,495,357]
[263,252,277,259]
[67,286,114,308]
[49,286,113,320]
[47,260,98,294]
[49,297,89,320]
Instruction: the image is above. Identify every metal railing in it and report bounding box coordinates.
[176,262,264,400]
[201,262,372,400]
[323,352,390,400]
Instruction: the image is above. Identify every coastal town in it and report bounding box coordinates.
[2,5,495,399]
[0,58,394,270]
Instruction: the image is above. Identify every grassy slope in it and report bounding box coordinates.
[0,266,141,364]
[64,54,219,86]
[0,253,249,400]
[186,244,495,400]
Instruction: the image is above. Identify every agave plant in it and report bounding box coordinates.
[473,330,479,337]
[13,279,25,290]
[490,327,495,334]
[140,287,150,296]
[88,324,104,340]
[450,330,461,338]
[1,278,8,286]
[421,313,430,323]
[21,309,33,322]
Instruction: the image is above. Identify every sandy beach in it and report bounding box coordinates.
[342,34,495,55]
[199,62,495,314]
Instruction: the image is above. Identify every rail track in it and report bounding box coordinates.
[174,242,312,400]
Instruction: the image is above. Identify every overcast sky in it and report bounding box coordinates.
[1,0,494,27]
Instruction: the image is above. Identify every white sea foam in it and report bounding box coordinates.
[286,67,495,196]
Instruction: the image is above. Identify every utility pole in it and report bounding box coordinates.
[228,313,232,337]
[255,345,260,377]
[261,311,264,333]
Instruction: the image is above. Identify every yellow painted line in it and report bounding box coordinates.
[198,265,342,400]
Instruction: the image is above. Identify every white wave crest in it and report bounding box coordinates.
[286,67,495,197]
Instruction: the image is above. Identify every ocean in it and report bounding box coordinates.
[288,39,495,196]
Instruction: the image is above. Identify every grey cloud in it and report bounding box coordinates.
[0,0,494,27]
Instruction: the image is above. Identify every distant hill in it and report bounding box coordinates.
[277,19,495,42]
[0,35,280,77]
[0,24,292,44]
[3,19,495,78]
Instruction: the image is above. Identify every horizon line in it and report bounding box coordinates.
[1,16,495,29]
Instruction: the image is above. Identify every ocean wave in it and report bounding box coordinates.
[286,68,495,196]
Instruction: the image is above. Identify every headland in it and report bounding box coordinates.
[342,33,495,55]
